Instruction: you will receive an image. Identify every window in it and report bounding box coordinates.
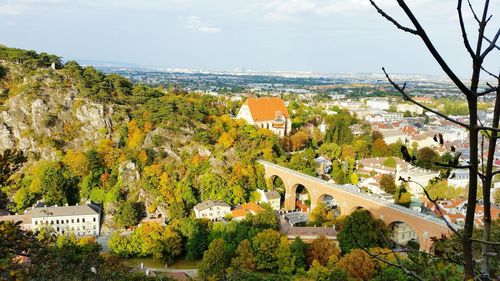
[93,217,96,222]
[83,226,85,230]
[77,219,79,223]
[56,220,59,224]
[71,219,74,223]
[82,218,85,223]
[35,221,38,225]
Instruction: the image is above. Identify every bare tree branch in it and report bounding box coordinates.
[481,28,500,59]
[395,0,472,97]
[478,87,498,97]
[368,0,418,35]
[382,68,470,128]
[466,0,481,24]
[471,238,500,246]
[483,36,500,51]
[457,0,477,59]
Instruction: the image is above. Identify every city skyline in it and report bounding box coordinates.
[1,0,498,75]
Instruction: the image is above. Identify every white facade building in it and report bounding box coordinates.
[367,99,390,111]
[391,222,417,245]
[397,103,424,115]
[236,97,292,137]
[256,189,281,211]
[193,200,231,221]
[31,202,101,236]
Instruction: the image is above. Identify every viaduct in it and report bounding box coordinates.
[258,160,454,252]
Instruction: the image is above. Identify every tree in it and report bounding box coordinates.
[416,147,439,170]
[251,229,281,271]
[309,203,334,227]
[383,156,397,168]
[494,188,500,205]
[337,249,376,281]
[338,209,388,253]
[368,1,500,278]
[371,138,389,157]
[290,130,309,151]
[276,236,294,275]
[306,236,339,266]
[290,237,307,271]
[115,201,141,228]
[199,239,229,280]
[231,239,255,272]
[379,174,397,194]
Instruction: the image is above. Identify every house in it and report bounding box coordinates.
[256,189,281,210]
[397,103,424,115]
[422,198,500,227]
[231,202,265,221]
[366,98,390,111]
[193,200,231,221]
[31,201,101,236]
[391,222,417,245]
[315,156,332,175]
[236,97,292,137]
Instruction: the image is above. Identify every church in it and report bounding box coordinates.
[236,97,292,137]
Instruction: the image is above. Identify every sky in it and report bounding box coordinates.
[0,0,498,75]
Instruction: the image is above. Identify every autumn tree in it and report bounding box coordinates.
[337,249,376,281]
[368,1,499,278]
[379,174,397,194]
[199,239,230,280]
[306,236,339,266]
[251,229,281,271]
[290,130,309,151]
[230,239,255,272]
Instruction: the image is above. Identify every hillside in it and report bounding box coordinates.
[0,46,280,230]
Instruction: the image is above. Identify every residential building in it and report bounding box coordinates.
[367,98,390,111]
[231,202,265,221]
[423,198,500,227]
[397,103,424,115]
[391,222,417,245]
[236,97,291,137]
[31,201,101,236]
[193,200,231,221]
[257,189,281,210]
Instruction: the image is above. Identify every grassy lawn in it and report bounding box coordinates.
[167,257,201,269]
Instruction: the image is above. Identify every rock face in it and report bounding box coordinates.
[0,87,113,158]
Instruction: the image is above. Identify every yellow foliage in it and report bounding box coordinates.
[63,149,89,177]
[138,150,148,164]
[127,120,144,149]
[218,132,235,149]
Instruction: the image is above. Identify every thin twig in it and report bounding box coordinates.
[481,28,500,59]
[368,0,418,35]
[382,68,470,128]
[457,0,477,59]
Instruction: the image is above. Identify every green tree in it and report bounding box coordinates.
[252,229,281,271]
[383,157,397,168]
[115,201,142,229]
[372,266,411,281]
[338,209,389,253]
[290,237,307,271]
[230,239,255,272]
[199,239,229,280]
[371,138,390,157]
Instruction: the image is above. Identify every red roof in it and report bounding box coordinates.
[244,97,289,122]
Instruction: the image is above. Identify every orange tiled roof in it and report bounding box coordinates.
[244,97,290,122]
[231,209,248,218]
[240,202,264,213]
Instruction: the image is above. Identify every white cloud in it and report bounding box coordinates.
[179,16,221,33]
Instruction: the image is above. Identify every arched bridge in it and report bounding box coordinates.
[258,160,454,252]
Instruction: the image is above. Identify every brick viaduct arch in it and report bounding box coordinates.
[259,160,453,252]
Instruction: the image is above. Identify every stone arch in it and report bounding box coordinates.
[317,194,343,218]
[388,221,420,250]
[288,183,314,212]
[268,175,286,207]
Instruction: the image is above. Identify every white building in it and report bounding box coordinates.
[31,202,101,236]
[397,103,424,115]
[396,164,440,197]
[193,200,231,221]
[391,222,417,245]
[367,99,390,111]
[236,97,292,137]
[381,112,403,123]
[257,189,281,211]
